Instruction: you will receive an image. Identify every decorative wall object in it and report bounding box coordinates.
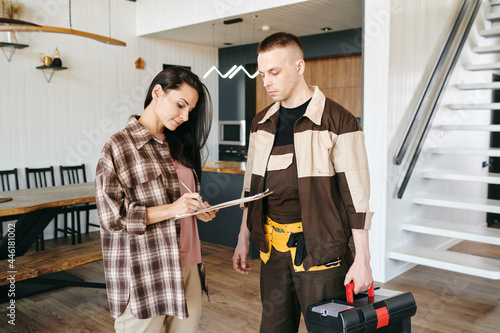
[134,57,145,69]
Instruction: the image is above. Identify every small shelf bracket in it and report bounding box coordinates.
[0,42,29,62]
[36,66,68,83]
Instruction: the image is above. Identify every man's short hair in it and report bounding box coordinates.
[257,32,304,59]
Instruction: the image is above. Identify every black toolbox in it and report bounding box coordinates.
[305,283,417,332]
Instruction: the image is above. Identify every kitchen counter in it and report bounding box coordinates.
[198,161,259,255]
[202,161,246,175]
[198,160,258,258]
[198,162,244,248]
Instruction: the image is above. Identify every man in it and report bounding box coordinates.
[232,32,373,332]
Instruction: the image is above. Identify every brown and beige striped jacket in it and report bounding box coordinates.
[243,87,373,270]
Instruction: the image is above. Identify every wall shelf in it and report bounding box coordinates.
[0,42,29,62]
[36,65,68,83]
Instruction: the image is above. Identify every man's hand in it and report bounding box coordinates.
[344,256,372,294]
[344,229,372,294]
[233,208,252,274]
[232,237,251,274]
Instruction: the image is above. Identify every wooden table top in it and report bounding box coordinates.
[0,182,95,217]
[0,162,245,217]
[202,161,246,175]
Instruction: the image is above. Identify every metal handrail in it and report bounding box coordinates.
[396,0,483,199]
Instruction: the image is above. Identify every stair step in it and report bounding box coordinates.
[472,44,500,54]
[430,147,500,156]
[465,62,500,71]
[438,124,500,131]
[422,170,500,184]
[389,245,500,280]
[413,193,500,213]
[448,103,500,109]
[402,219,500,245]
[486,11,500,22]
[457,82,500,90]
[492,0,500,6]
[479,28,500,38]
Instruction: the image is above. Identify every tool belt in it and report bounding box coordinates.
[261,216,341,272]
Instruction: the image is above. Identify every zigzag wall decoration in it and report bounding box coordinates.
[203,65,259,79]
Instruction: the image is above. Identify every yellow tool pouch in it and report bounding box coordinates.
[260,223,273,263]
[260,216,341,272]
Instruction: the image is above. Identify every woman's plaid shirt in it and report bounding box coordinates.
[95,116,207,319]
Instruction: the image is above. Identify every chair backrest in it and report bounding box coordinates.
[0,168,19,191]
[25,166,56,189]
[60,164,87,185]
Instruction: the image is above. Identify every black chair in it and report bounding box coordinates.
[0,168,20,236]
[60,164,98,239]
[0,168,19,192]
[25,167,57,251]
[25,166,56,189]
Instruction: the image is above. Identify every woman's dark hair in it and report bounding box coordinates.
[144,67,212,177]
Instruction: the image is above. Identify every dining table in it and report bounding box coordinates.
[0,182,96,260]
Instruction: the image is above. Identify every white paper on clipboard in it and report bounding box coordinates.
[174,188,273,219]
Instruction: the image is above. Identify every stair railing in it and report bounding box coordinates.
[395,0,483,199]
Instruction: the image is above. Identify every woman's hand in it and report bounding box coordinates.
[145,194,218,225]
[195,203,218,222]
[169,193,205,216]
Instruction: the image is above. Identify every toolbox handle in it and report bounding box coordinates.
[345,282,374,303]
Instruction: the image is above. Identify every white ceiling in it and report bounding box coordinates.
[144,0,363,48]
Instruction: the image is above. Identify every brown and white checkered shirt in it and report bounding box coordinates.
[95,116,207,319]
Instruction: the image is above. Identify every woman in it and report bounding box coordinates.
[95,67,217,333]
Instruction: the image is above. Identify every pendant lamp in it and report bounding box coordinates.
[0,0,126,46]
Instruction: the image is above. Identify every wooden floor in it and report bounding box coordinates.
[1,232,499,332]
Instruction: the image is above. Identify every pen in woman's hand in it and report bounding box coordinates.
[179,181,207,209]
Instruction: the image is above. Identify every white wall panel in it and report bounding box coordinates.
[0,0,219,238]
[363,0,392,283]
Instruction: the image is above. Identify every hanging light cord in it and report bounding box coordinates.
[68,0,72,29]
[253,15,256,45]
[212,23,215,48]
[224,23,227,45]
[239,21,242,62]
[108,0,111,37]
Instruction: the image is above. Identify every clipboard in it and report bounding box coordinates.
[174,188,273,219]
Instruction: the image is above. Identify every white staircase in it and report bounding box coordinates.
[448,103,500,109]
[465,62,500,70]
[389,246,500,280]
[389,0,500,280]
[422,170,500,184]
[456,82,500,89]
[430,147,500,156]
[472,44,500,53]
[413,193,500,214]
[437,124,500,130]
[401,218,500,245]
[486,11,500,22]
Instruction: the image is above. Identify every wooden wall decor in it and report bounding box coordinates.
[256,54,362,118]
[135,57,145,69]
